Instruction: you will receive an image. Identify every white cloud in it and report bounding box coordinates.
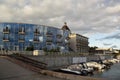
[0,0,120,35]
[23,5,33,16]
[106,5,120,14]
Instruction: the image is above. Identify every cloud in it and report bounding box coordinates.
[101,33,120,40]
[0,0,120,35]
[103,43,112,46]
[106,5,120,14]
[111,45,118,48]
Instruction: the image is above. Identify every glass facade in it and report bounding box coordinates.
[0,22,70,51]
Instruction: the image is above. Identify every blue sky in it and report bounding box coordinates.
[0,0,120,49]
[89,32,120,49]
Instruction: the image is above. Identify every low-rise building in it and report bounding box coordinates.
[89,48,118,55]
[69,33,89,53]
[95,48,113,55]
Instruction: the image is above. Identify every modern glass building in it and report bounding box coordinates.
[0,22,70,51]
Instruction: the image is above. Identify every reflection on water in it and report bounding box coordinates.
[92,63,120,80]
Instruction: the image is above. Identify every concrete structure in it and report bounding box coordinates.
[69,33,89,53]
[89,47,120,55]
[27,54,112,68]
[90,48,119,55]
[95,48,113,54]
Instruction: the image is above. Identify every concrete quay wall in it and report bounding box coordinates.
[28,56,72,68]
[27,55,113,68]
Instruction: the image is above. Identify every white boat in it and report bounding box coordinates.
[60,68,82,75]
[60,64,93,75]
[86,62,106,70]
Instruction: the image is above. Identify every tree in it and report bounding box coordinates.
[43,47,47,52]
[26,45,34,51]
[89,46,98,54]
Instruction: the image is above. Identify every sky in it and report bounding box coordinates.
[0,0,120,49]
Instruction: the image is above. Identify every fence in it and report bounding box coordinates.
[0,50,89,56]
[0,51,33,56]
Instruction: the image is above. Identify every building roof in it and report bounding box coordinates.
[0,22,61,30]
[70,33,88,39]
[96,48,113,51]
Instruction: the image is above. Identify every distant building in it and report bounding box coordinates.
[90,48,119,55]
[95,48,113,54]
[69,33,89,53]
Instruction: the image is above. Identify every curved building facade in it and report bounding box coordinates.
[0,22,70,51]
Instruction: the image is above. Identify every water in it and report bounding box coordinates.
[92,63,120,80]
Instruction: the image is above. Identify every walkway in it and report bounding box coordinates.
[0,57,64,80]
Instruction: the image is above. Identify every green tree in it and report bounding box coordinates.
[26,45,34,51]
[89,46,98,54]
[43,47,47,52]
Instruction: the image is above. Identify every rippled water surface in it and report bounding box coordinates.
[92,63,120,80]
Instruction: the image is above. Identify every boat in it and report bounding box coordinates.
[60,68,82,75]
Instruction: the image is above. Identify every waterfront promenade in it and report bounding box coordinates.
[0,57,64,80]
[0,56,104,80]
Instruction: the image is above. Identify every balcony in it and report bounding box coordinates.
[3,38,9,42]
[46,40,52,42]
[3,28,10,34]
[56,34,62,38]
[76,44,81,47]
[34,29,40,35]
[46,37,52,41]
[34,32,40,35]
[57,39,62,42]
[56,41,62,44]
[33,38,39,43]
[77,45,80,48]
[57,43,62,46]
[46,32,53,37]
[46,42,52,45]
[18,39,25,42]
[19,30,25,35]
[19,27,25,35]
[46,38,52,43]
